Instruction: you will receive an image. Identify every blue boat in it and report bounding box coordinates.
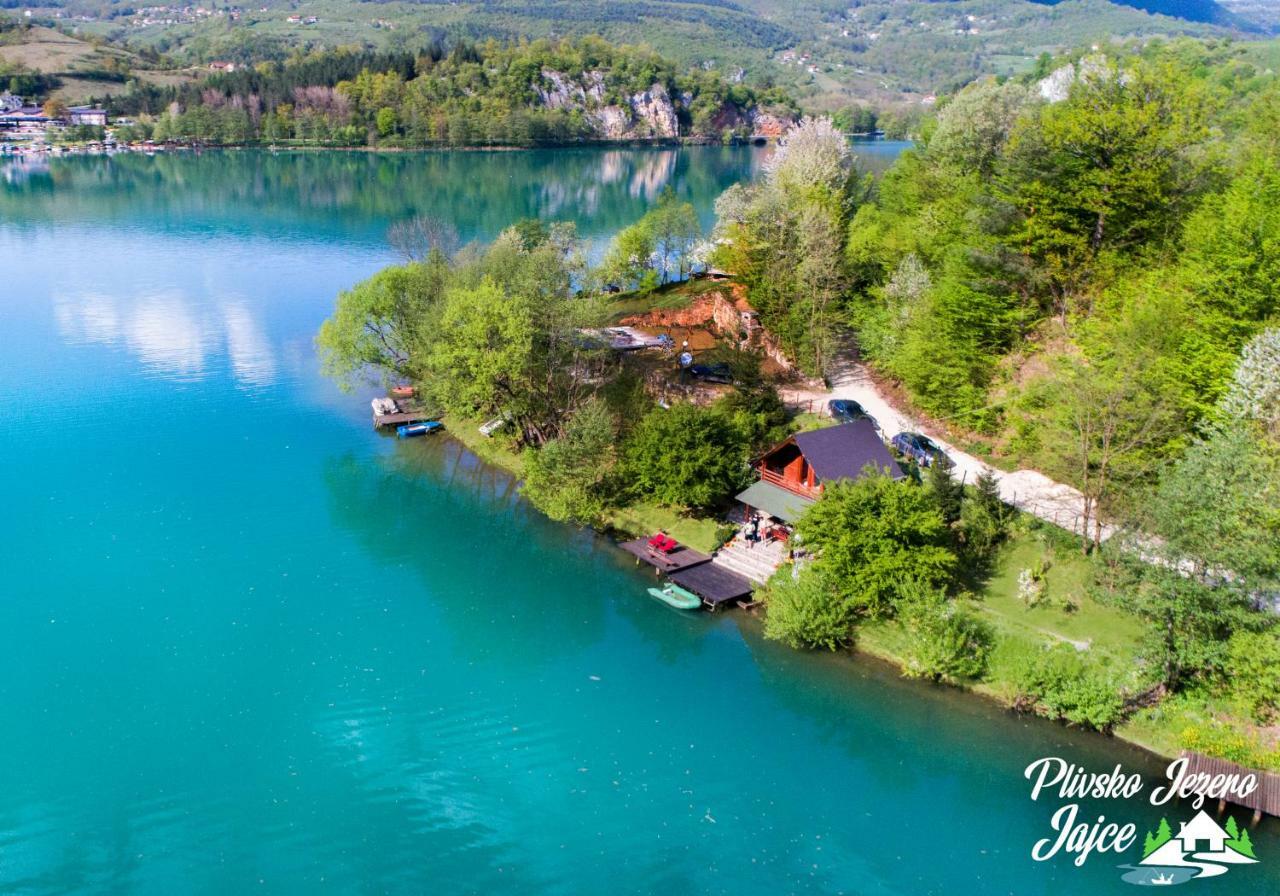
[396,421,444,438]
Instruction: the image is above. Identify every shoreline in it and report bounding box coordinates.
[432,415,1179,768]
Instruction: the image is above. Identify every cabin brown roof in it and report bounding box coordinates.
[786,419,904,484]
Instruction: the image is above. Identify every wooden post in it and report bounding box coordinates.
[1251,809,1263,828]
[1217,798,1227,817]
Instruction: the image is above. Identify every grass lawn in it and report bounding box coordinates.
[970,523,1146,659]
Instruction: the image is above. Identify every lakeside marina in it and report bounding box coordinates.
[4,146,1278,894]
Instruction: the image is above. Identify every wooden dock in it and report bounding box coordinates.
[619,537,712,574]
[1179,751,1280,823]
[670,562,754,610]
[372,398,438,429]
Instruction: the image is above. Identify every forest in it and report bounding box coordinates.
[317,39,1279,770]
[105,37,796,147]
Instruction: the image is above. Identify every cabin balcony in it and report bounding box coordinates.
[757,467,821,499]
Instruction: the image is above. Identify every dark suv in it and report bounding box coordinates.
[891,431,954,469]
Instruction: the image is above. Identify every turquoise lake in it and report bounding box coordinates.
[1,146,1276,894]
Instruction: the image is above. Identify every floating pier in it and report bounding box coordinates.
[372,396,438,429]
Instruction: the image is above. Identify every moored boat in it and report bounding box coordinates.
[396,421,444,438]
[646,583,702,610]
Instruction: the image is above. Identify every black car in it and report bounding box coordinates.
[891,431,954,469]
[688,363,734,384]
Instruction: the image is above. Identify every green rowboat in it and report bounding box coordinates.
[647,583,702,610]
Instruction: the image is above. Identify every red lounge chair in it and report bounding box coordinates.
[647,533,667,549]
[657,536,679,554]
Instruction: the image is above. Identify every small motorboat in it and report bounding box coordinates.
[391,385,415,399]
[647,583,702,610]
[396,421,444,438]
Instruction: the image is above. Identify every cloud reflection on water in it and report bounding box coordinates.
[52,289,278,389]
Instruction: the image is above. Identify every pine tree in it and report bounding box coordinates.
[1232,827,1256,859]
[1143,831,1158,857]
[1226,816,1240,840]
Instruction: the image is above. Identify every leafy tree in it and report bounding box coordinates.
[795,474,957,616]
[623,403,749,509]
[420,224,602,446]
[761,565,855,651]
[711,116,862,377]
[1224,629,1280,724]
[522,398,618,525]
[317,257,448,389]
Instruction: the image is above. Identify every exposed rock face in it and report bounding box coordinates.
[535,68,791,141]
[747,110,791,137]
[1037,55,1116,103]
[629,83,679,138]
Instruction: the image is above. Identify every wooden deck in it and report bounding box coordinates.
[1179,751,1280,821]
[619,538,712,574]
[373,400,438,429]
[670,562,755,609]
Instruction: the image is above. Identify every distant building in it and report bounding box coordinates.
[208,61,238,73]
[68,106,108,128]
[0,92,22,113]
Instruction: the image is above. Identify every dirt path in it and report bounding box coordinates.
[781,342,1115,542]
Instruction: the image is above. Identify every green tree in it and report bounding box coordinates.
[795,474,957,616]
[623,403,748,509]
[316,258,448,389]
[522,398,618,525]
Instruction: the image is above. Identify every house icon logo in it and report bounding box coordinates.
[1120,810,1259,886]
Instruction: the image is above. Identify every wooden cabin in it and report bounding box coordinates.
[737,419,903,523]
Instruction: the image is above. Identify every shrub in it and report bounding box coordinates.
[1180,720,1280,772]
[898,583,993,683]
[1224,628,1280,723]
[761,566,855,651]
[1012,643,1127,731]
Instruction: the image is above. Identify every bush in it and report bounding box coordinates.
[761,566,855,651]
[1012,643,1127,731]
[1180,720,1280,772]
[1224,628,1280,723]
[898,583,993,683]
[623,403,749,509]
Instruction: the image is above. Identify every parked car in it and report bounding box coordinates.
[891,431,954,469]
[828,399,869,423]
[688,363,733,384]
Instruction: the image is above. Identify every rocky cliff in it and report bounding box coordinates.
[537,68,793,142]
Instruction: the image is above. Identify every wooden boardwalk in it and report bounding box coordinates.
[1179,751,1280,822]
[670,562,754,609]
[619,538,711,574]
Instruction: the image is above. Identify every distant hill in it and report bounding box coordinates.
[9,0,1273,109]
[1031,0,1269,31]
[0,21,196,103]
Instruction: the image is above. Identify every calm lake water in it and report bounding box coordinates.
[1,146,1275,895]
